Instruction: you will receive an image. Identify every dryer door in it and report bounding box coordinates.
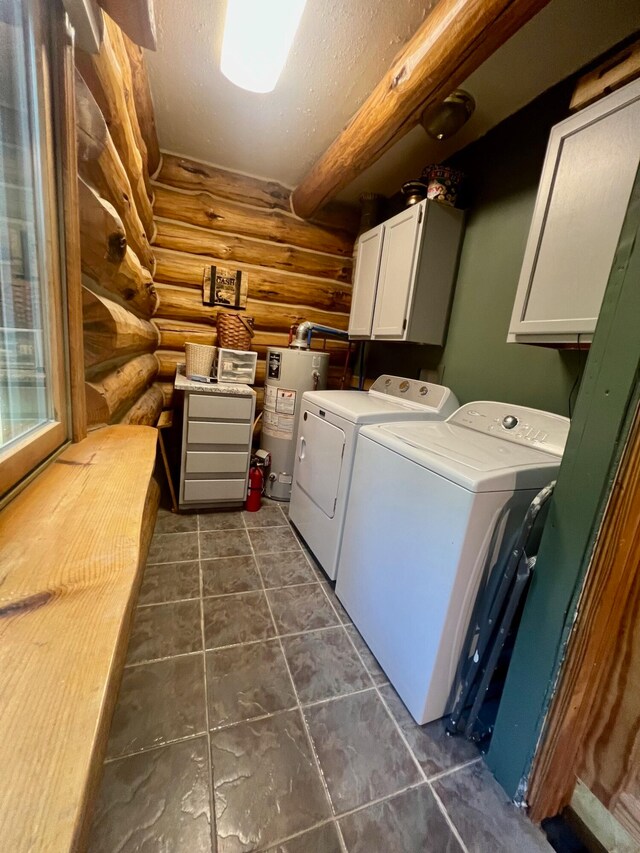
[295,412,345,518]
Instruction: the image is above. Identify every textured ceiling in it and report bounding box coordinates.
[146,0,640,204]
[146,0,436,185]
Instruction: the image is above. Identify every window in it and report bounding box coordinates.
[0,0,69,497]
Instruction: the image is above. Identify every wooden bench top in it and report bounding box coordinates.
[0,426,158,852]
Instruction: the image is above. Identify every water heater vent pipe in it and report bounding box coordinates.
[290,321,349,349]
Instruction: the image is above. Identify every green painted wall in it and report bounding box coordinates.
[441,82,579,415]
[367,80,584,416]
[487,167,640,799]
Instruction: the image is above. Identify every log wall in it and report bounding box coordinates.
[151,153,358,410]
[76,14,162,428]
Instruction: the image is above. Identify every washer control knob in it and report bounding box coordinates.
[419,385,429,396]
[385,378,392,387]
[399,380,410,393]
[502,415,519,430]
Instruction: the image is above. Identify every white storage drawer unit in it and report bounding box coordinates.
[183,479,247,503]
[175,366,256,510]
[215,348,258,384]
[348,199,465,345]
[188,394,253,421]
[508,78,640,345]
[187,421,252,446]
[185,451,249,475]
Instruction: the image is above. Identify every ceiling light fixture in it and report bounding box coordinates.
[220,0,308,94]
[421,90,476,140]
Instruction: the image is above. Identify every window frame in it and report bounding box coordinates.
[0,0,72,499]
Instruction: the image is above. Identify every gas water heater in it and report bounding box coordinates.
[261,346,330,500]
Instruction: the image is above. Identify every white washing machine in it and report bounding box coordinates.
[335,401,570,725]
[289,375,458,580]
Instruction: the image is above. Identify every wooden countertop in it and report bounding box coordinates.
[0,426,159,852]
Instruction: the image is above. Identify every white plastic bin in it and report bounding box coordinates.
[215,348,257,384]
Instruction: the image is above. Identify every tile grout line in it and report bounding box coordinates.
[202,616,346,654]
[124,648,204,669]
[302,684,375,709]
[201,578,321,599]
[428,779,471,853]
[279,512,473,841]
[329,779,427,822]
[314,558,474,853]
[197,512,218,853]
[337,598,477,851]
[333,591,480,853]
[104,730,207,764]
[287,519,422,850]
[137,595,200,609]
[427,755,483,783]
[245,510,349,853]
[319,581,435,780]
[251,778,432,853]
[339,614,471,853]
[147,510,475,851]
[309,569,433,782]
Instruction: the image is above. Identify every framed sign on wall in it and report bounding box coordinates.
[202,265,249,309]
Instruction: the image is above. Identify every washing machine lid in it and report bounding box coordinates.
[361,420,563,492]
[302,376,457,424]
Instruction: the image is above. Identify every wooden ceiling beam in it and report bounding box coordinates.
[95,0,156,50]
[291,0,551,219]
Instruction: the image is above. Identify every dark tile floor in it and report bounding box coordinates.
[88,501,553,853]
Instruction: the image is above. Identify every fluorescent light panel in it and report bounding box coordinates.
[220,0,307,94]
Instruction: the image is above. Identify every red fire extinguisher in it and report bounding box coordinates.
[246,460,264,512]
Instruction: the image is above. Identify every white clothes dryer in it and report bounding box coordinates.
[335,401,570,725]
[289,375,458,580]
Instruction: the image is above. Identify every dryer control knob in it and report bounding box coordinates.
[502,415,519,430]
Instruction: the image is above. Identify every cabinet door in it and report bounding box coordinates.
[372,203,423,338]
[509,79,640,341]
[348,224,384,337]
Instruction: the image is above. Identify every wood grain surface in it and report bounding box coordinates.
[96,0,156,50]
[76,17,161,429]
[528,403,640,839]
[83,288,158,373]
[85,352,159,425]
[76,23,154,235]
[76,68,154,272]
[79,180,157,319]
[121,33,160,175]
[118,382,164,426]
[291,0,552,217]
[153,246,351,312]
[151,153,355,408]
[153,182,354,258]
[0,426,158,852]
[153,218,352,282]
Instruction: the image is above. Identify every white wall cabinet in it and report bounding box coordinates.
[508,78,640,345]
[348,199,464,345]
[348,224,384,337]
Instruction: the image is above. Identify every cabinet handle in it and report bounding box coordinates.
[298,436,306,460]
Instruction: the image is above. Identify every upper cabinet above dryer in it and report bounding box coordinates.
[348,200,464,345]
[508,78,640,345]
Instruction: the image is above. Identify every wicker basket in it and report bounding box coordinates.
[185,342,216,378]
[216,312,254,350]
